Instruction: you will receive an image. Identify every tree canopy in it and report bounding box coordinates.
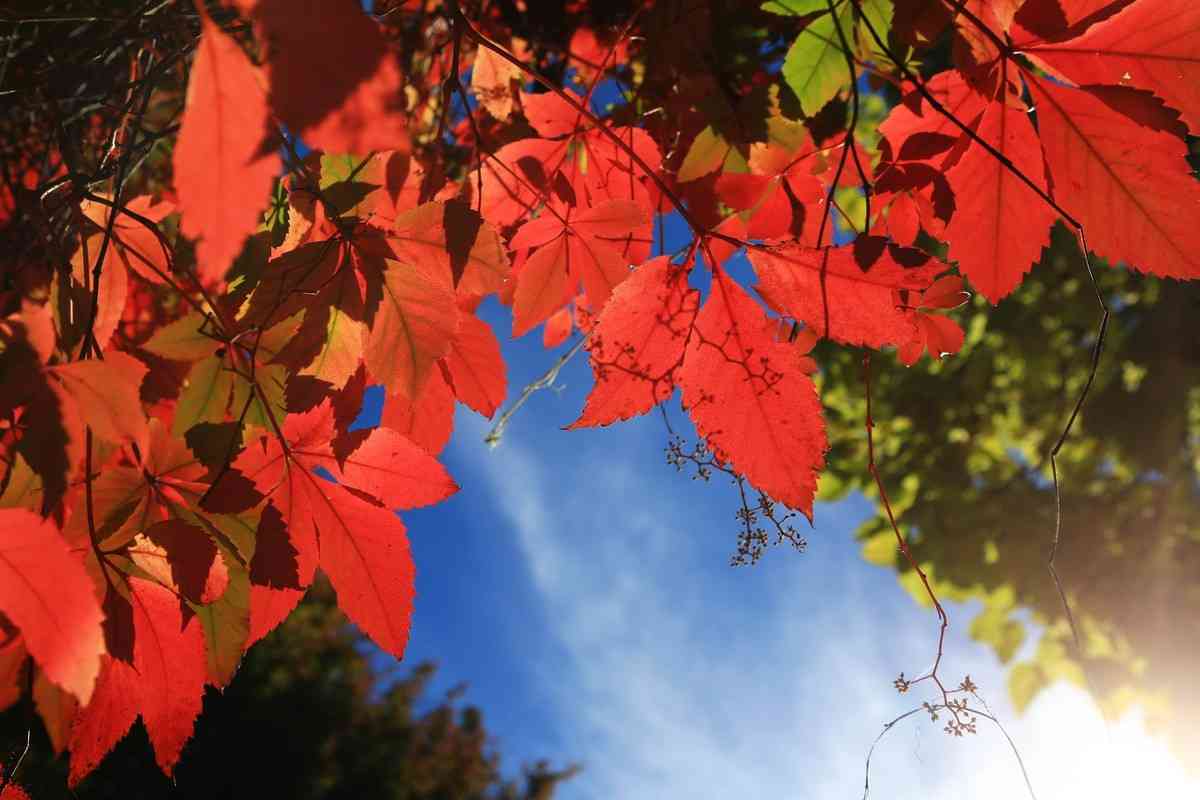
[0,0,1197,789]
[1,581,578,798]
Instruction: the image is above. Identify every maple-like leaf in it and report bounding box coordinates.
[1022,0,1200,132]
[570,257,699,428]
[1027,79,1200,279]
[232,402,454,656]
[716,119,826,242]
[677,272,827,517]
[0,509,104,704]
[511,199,646,335]
[944,99,1057,301]
[748,241,943,348]
[0,308,147,511]
[175,8,280,285]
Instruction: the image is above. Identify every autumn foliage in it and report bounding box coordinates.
[0,0,1197,786]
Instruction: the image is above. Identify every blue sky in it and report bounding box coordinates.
[361,290,1197,799]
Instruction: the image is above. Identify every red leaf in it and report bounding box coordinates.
[542,307,573,348]
[1023,0,1200,132]
[1028,79,1200,279]
[944,100,1056,301]
[748,242,941,348]
[175,12,280,285]
[886,192,921,245]
[677,272,827,517]
[128,577,206,775]
[570,257,699,428]
[247,503,310,647]
[312,482,417,659]
[443,313,507,418]
[67,657,139,786]
[0,509,103,704]
[235,403,437,657]
[381,367,455,455]
[513,236,572,336]
[521,88,587,138]
[570,199,647,239]
[567,230,632,312]
[879,72,987,161]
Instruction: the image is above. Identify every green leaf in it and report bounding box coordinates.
[969,606,1026,663]
[780,0,892,116]
[1008,662,1045,712]
[174,355,236,437]
[677,126,730,183]
[780,6,845,117]
[143,311,219,361]
[762,0,827,14]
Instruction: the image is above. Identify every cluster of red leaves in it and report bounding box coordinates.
[0,0,1197,785]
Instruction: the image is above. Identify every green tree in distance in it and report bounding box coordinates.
[0,582,578,799]
[817,224,1200,765]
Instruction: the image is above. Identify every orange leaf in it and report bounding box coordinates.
[571,257,699,428]
[175,12,280,284]
[0,509,104,705]
[677,272,827,517]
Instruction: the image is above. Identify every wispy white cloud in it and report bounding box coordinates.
[458,412,1197,800]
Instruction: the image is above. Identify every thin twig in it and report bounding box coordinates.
[485,335,589,448]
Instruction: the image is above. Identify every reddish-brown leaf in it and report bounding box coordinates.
[0,509,103,704]
[175,11,279,285]
[34,667,78,753]
[677,272,827,517]
[570,257,699,428]
[246,0,409,154]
